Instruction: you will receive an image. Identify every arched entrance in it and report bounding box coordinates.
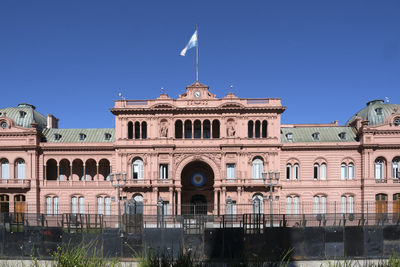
[181,161,214,215]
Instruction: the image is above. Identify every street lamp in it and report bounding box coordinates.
[262,171,280,227]
[110,172,126,228]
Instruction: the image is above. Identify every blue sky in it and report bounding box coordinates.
[1,1,399,128]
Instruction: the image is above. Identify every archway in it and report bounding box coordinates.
[181,161,214,215]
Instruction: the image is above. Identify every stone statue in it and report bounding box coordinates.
[160,123,168,137]
[227,124,236,137]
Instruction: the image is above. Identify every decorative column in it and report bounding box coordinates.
[57,163,60,180]
[200,121,203,139]
[10,162,14,180]
[214,188,219,215]
[70,164,73,181]
[169,187,174,215]
[221,187,226,214]
[82,164,86,182]
[96,163,100,181]
[177,188,181,215]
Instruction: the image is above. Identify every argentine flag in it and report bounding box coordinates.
[180,30,198,56]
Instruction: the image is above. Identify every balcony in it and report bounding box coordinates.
[124,178,152,188]
[0,179,31,189]
[375,178,387,183]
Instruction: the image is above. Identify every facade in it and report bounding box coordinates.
[1,82,400,218]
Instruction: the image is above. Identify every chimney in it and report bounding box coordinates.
[47,114,59,129]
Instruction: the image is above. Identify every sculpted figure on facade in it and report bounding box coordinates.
[160,120,168,138]
[226,119,236,137]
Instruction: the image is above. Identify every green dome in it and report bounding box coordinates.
[346,100,400,126]
[0,103,47,131]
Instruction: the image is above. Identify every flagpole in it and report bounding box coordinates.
[196,24,199,82]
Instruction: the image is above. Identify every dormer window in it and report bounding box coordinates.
[375,108,383,115]
[54,133,62,140]
[79,133,86,141]
[312,132,320,141]
[1,122,7,129]
[286,133,293,141]
[394,117,400,127]
[19,111,26,118]
[338,132,347,140]
[104,133,112,140]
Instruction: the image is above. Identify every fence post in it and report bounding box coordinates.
[334,201,336,226]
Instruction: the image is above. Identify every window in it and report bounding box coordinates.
[286,133,293,141]
[1,159,9,179]
[293,164,299,180]
[141,122,147,139]
[226,164,235,179]
[1,122,6,129]
[212,120,220,138]
[340,163,355,180]
[255,121,261,138]
[252,194,264,214]
[46,196,59,215]
[132,158,144,179]
[313,195,326,215]
[226,199,237,215]
[184,120,192,138]
[341,164,347,180]
[97,197,103,214]
[252,158,264,179]
[16,159,25,179]
[79,197,85,214]
[320,164,326,180]
[394,117,400,127]
[194,120,201,139]
[375,108,383,115]
[262,120,267,138]
[162,201,169,216]
[72,197,77,214]
[286,196,299,215]
[375,158,385,179]
[348,164,354,179]
[286,164,291,180]
[338,132,347,140]
[393,158,400,179]
[341,195,354,214]
[104,133,112,141]
[175,120,183,139]
[79,133,86,141]
[203,120,210,138]
[135,122,140,139]
[312,132,320,141]
[313,164,319,180]
[54,133,62,140]
[19,111,26,118]
[105,197,111,215]
[159,164,168,179]
[248,121,254,138]
[128,121,133,139]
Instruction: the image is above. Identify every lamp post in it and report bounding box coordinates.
[110,172,126,229]
[262,171,280,227]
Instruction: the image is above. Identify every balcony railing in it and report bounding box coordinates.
[375,178,387,183]
[0,179,30,188]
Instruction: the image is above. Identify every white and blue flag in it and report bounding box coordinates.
[180,30,198,56]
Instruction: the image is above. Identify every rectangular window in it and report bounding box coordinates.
[226,164,235,179]
[348,196,354,214]
[97,197,104,215]
[162,201,169,216]
[54,197,59,215]
[17,163,25,179]
[159,164,169,179]
[321,196,326,214]
[286,197,292,215]
[348,165,354,180]
[320,164,326,180]
[71,197,77,214]
[341,196,346,214]
[313,165,319,180]
[294,196,300,215]
[294,164,299,180]
[46,197,52,215]
[105,197,111,216]
[286,165,291,180]
[79,197,85,214]
[313,196,319,214]
[341,165,347,180]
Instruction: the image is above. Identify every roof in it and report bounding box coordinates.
[281,127,357,143]
[43,128,115,143]
[0,103,47,131]
[346,100,400,126]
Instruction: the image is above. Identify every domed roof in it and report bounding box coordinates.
[346,100,400,126]
[0,103,47,131]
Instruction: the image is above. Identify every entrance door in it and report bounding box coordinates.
[394,194,400,221]
[14,195,25,223]
[0,195,9,213]
[375,194,388,222]
[191,195,207,215]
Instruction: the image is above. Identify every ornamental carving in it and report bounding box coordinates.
[160,119,168,138]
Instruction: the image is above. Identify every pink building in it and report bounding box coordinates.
[1,82,400,220]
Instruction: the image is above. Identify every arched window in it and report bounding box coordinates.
[252,158,264,179]
[313,164,319,180]
[313,195,326,214]
[79,197,85,214]
[133,194,144,214]
[141,122,147,139]
[286,164,292,180]
[262,120,267,138]
[71,197,77,214]
[320,163,326,180]
[184,120,192,139]
[175,120,183,139]
[393,158,400,179]
[341,164,347,180]
[46,196,59,215]
[255,120,261,138]
[293,164,299,180]
[16,159,25,179]
[1,159,9,179]
[341,163,354,180]
[212,120,220,138]
[134,122,140,139]
[128,122,133,139]
[248,121,254,138]
[203,120,210,138]
[194,120,201,139]
[97,196,111,215]
[348,163,354,180]
[375,158,385,179]
[252,194,264,214]
[132,158,144,179]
